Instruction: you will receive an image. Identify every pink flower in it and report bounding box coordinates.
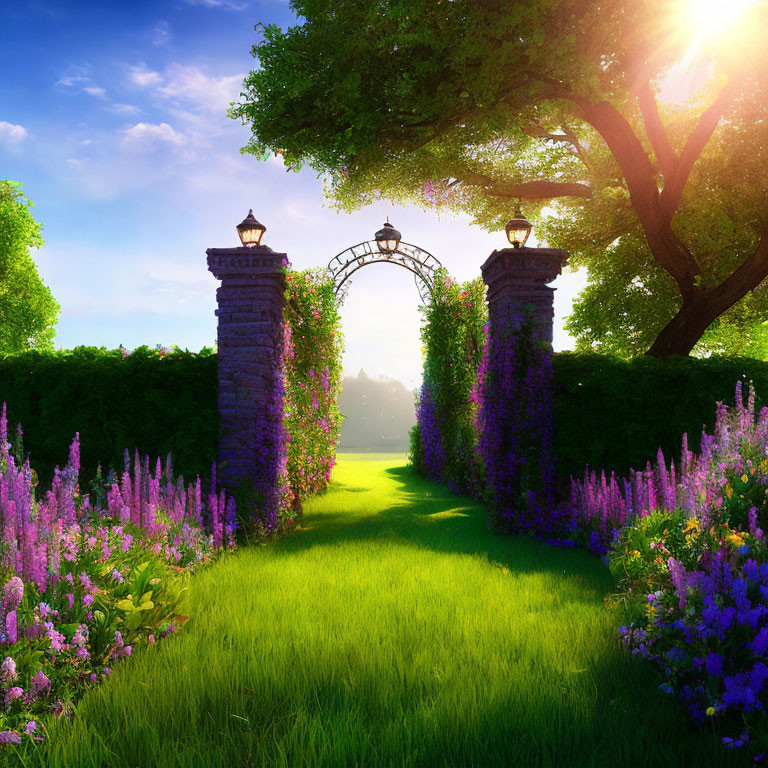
[2,577,23,610]
[30,670,51,697]
[5,687,23,702]
[24,721,36,734]
[83,594,94,607]
[6,611,17,644]
[0,731,20,744]
[1,657,17,683]
[65,593,74,610]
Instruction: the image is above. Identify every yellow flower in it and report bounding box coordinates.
[728,533,745,547]
[725,484,733,499]
[706,707,716,717]
[683,517,700,534]
[742,473,749,484]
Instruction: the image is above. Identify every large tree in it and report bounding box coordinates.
[0,181,60,352]
[230,0,768,357]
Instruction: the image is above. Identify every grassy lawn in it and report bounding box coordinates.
[36,454,722,767]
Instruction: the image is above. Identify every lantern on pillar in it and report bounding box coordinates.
[236,209,266,247]
[374,221,401,256]
[504,208,533,249]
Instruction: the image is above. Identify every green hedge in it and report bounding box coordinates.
[2,346,767,501]
[0,346,217,489]
[553,353,768,488]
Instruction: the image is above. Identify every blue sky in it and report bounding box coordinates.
[1,0,585,389]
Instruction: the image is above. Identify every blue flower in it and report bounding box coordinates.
[706,652,724,677]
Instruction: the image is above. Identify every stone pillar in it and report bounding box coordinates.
[480,247,567,343]
[478,246,567,534]
[206,245,286,511]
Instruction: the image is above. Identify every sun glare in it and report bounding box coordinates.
[681,0,761,63]
[686,0,753,35]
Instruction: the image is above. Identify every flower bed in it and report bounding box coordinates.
[0,405,234,754]
[569,382,768,758]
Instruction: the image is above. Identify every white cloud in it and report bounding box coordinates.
[128,66,163,88]
[83,85,107,98]
[182,0,248,9]
[56,74,89,88]
[0,121,28,143]
[123,122,184,147]
[106,103,141,116]
[155,64,244,117]
[151,20,171,46]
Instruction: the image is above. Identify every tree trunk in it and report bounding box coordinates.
[645,295,720,358]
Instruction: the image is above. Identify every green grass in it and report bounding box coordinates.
[35,454,723,767]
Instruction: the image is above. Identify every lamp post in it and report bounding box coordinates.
[206,211,287,520]
[374,221,401,256]
[480,212,568,345]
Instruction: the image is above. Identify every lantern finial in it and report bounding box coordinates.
[236,209,266,247]
[375,221,402,255]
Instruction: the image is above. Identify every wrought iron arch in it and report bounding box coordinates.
[327,239,443,304]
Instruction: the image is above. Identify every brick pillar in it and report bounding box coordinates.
[480,247,567,343]
[206,245,286,514]
[478,246,567,534]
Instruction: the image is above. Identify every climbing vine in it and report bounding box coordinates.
[475,310,557,535]
[284,269,344,503]
[410,270,487,495]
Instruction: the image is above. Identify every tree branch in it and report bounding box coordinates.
[460,171,592,199]
[636,80,677,181]
[704,219,768,312]
[660,79,741,216]
[522,124,593,170]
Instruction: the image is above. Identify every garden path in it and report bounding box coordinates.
[39,455,719,767]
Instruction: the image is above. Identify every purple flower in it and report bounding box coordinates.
[83,594,94,607]
[2,577,23,610]
[30,670,51,697]
[1,657,16,683]
[5,611,17,645]
[5,687,23,703]
[24,721,36,735]
[0,731,21,744]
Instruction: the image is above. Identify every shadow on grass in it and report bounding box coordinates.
[281,460,612,600]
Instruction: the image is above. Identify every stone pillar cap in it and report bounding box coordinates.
[481,246,568,286]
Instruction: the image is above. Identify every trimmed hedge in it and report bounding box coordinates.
[2,346,767,503]
[553,352,768,489]
[0,346,217,489]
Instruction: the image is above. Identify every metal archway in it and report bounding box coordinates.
[327,238,443,304]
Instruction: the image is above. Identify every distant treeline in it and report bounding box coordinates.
[338,371,416,452]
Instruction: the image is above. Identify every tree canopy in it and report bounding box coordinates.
[0,181,60,353]
[231,0,768,357]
